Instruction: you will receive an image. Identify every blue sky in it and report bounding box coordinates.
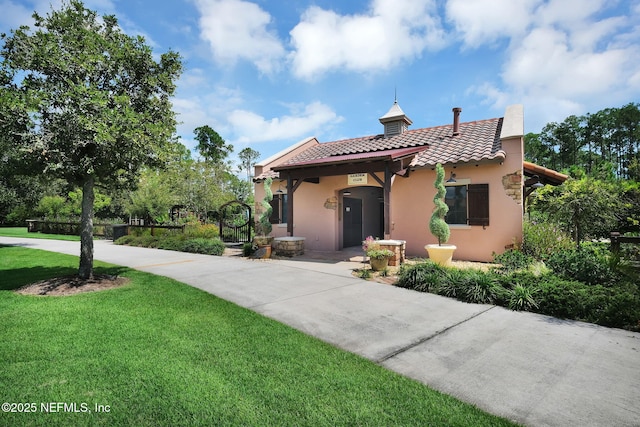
[2,0,639,164]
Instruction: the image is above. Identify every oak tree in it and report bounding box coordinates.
[0,0,182,278]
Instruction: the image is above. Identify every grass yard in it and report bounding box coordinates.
[0,246,517,427]
[0,227,80,241]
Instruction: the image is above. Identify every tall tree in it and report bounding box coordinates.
[194,125,233,164]
[529,103,640,180]
[238,147,260,183]
[0,0,182,279]
[530,178,620,245]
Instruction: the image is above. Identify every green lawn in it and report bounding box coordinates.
[0,246,518,427]
[0,227,80,241]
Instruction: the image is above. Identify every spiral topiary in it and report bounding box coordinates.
[429,163,450,245]
[258,177,273,236]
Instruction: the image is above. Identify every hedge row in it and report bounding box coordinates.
[396,259,640,332]
[115,235,225,256]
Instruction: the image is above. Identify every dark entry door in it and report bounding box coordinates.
[343,197,363,248]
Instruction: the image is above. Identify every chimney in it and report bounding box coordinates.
[452,107,462,136]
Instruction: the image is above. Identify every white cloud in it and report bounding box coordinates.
[193,0,285,74]
[458,0,640,130]
[227,102,342,144]
[503,27,631,98]
[534,0,606,28]
[446,0,539,47]
[289,0,446,80]
[173,84,340,151]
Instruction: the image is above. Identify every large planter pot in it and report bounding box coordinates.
[258,245,272,259]
[252,236,274,259]
[425,244,457,266]
[370,257,390,271]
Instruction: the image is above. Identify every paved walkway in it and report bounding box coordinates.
[2,237,640,427]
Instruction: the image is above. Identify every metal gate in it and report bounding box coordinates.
[218,200,252,243]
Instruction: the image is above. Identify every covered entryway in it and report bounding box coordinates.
[272,146,426,248]
[342,186,384,248]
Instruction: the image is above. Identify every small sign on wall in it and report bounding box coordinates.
[348,173,367,185]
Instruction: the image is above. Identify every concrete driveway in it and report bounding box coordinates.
[2,236,640,427]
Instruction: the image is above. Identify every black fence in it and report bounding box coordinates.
[218,201,252,243]
[26,202,253,244]
[610,232,640,265]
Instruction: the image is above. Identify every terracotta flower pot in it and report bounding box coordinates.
[259,244,272,259]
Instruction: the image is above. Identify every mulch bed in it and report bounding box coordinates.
[16,275,129,296]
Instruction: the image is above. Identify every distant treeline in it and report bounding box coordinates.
[526,103,640,180]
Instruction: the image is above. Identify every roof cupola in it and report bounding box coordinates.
[379,99,412,137]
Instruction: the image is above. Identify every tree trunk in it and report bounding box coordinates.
[78,176,95,280]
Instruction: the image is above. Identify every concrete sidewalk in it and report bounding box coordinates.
[2,237,640,427]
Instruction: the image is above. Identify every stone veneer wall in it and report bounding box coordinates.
[273,237,305,257]
[502,170,523,204]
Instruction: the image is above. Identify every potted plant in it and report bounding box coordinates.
[425,163,457,265]
[253,177,274,258]
[363,236,394,271]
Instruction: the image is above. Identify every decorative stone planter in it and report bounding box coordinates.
[273,237,305,257]
[425,244,457,266]
[370,257,390,271]
[376,240,406,266]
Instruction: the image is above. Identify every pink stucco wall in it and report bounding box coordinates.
[255,110,524,262]
[256,156,523,261]
[392,137,523,261]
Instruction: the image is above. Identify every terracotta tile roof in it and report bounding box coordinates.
[274,145,427,170]
[523,161,568,185]
[256,117,505,180]
[411,118,505,167]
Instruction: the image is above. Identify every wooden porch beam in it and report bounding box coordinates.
[383,163,391,238]
[368,172,384,187]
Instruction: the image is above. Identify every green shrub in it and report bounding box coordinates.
[180,238,225,255]
[395,261,640,332]
[461,270,506,305]
[156,237,184,251]
[536,275,608,320]
[522,220,573,260]
[545,245,615,286]
[242,242,255,257]
[397,262,447,292]
[357,268,372,279]
[398,262,506,305]
[114,235,135,245]
[115,235,225,256]
[185,223,219,239]
[437,268,467,299]
[508,284,539,311]
[429,163,450,245]
[493,249,535,272]
[598,288,640,331]
[129,226,149,237]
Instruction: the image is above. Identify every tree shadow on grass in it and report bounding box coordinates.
[0,266,129,291]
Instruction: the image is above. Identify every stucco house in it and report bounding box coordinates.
[254,102,566,262]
